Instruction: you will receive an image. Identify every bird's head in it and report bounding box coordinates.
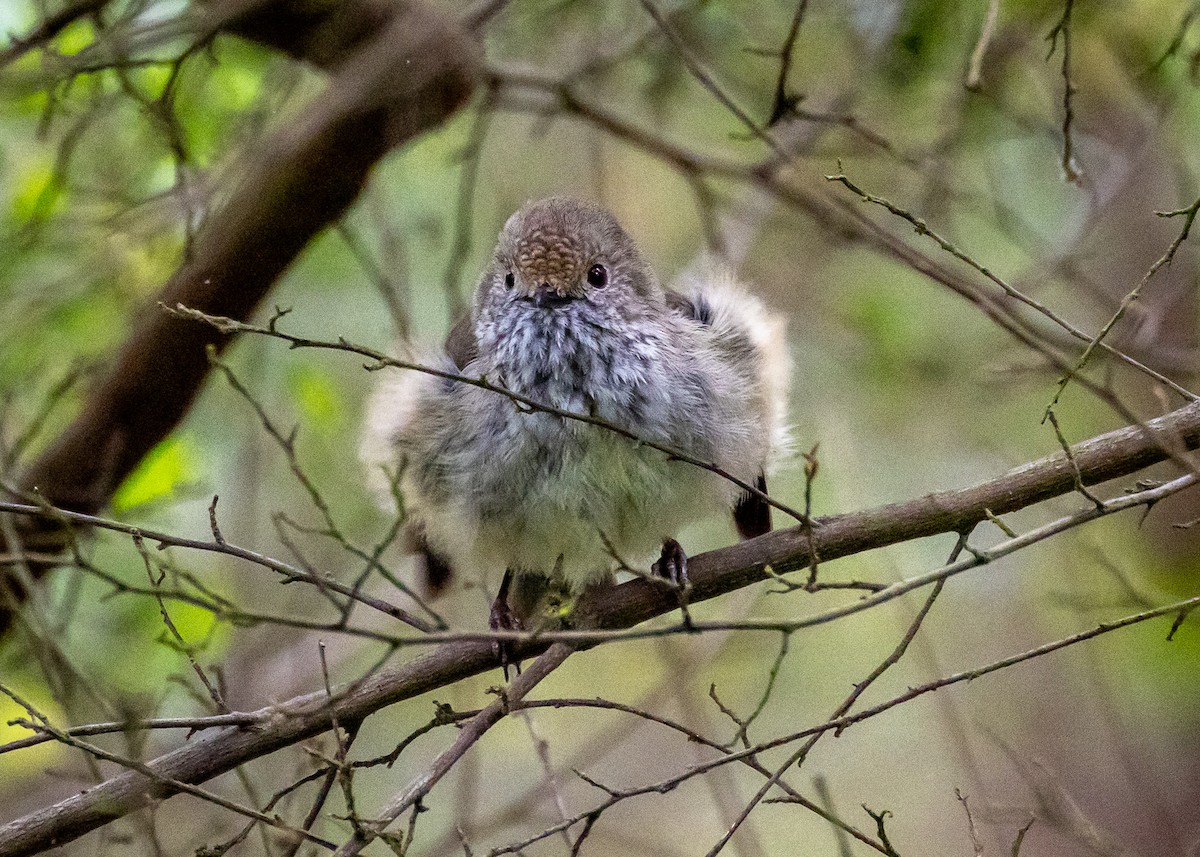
[475,197,660,319]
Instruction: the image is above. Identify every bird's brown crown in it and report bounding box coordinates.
[511,203,600,292]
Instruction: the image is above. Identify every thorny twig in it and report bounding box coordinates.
[170,304,813,528]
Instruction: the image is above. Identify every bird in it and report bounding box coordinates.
[361,197,790,663]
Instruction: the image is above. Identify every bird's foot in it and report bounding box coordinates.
[653,538,695,630]
[489,570,522,680]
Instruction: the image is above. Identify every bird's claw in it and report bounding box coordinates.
[653,538,686,585]
[653,538,694,630]
[489,572,522,679]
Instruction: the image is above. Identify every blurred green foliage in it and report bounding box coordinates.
[0,0,1198,853]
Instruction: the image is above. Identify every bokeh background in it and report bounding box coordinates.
[1,0,1199,854]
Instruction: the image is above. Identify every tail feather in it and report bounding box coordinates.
[733,471,772,539]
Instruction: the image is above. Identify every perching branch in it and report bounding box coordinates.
[1,397,1198,856]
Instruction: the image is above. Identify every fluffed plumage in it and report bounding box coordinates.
[360,198,790,603]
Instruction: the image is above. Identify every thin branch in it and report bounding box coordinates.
[767,0,810,125]
[207,346,443,627]
[956,789,985,857]
[7,0,480,628]
[215,766,339,857]
[701,535,962,856]
[823,171,1197,403]
[331,643,576,856]
[1045,410,1105,508]
[1046,0,1081,184]
[12,449,1162,661]
[638,0,789,158]
[0,712,263,756]
[495,588,1200,854]
[0,0,112,69]
[134,533,228,712]
[966,0,1002,91]
[1046,195,1200,414]
[0,491,431,632]
[492,69,1195,433]
[0,683,338,851]
[168,304,812,527]
[442,91,497,321]
[517,697,890,855]
[1145,4,1200,74]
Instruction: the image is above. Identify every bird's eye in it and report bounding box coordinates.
[587,264,608,288]
[503,271,514,289]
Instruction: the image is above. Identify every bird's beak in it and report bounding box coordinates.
[526,284,576,308]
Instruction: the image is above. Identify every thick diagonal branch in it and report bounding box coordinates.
[1,400,1197,856]
[18,0,477,512]
[3,0,478,623]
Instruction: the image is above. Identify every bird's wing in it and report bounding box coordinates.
[664,289,713,325]
[443,313,479,370]
[667,283,783,541]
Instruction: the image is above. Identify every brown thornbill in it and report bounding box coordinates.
[362,197,791,666]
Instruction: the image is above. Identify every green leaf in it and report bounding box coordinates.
[112,434,197,512]
[0,686,63,776]
[287,364,342,431]
[9,159,59,223]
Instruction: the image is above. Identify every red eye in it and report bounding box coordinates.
[587,264,608,288]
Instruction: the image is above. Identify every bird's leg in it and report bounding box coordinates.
[653,538,694,630]
[489,569,522,679]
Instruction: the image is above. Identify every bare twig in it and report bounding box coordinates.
[767,0,810,125]
[169,304,812,527]
[966,0,1002,90]
[443,92,498,321]
[1045,410,1105,508]
[0,0,112,69]
[0,711,263,756]
[956,789,985,856]
[517,698,891,855]
[488,587,1199,855]
[1046,195,1200,413]
[700,534,963,856]
[332,643,576,856]
[1046,0,1081,184]
[135,533,229,712]
[207,346,444,627]
[1,0,481,639]
[0,683,338,851]
[0,493,432,632]
[824,171,1197,403]
[638,0,788,158]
